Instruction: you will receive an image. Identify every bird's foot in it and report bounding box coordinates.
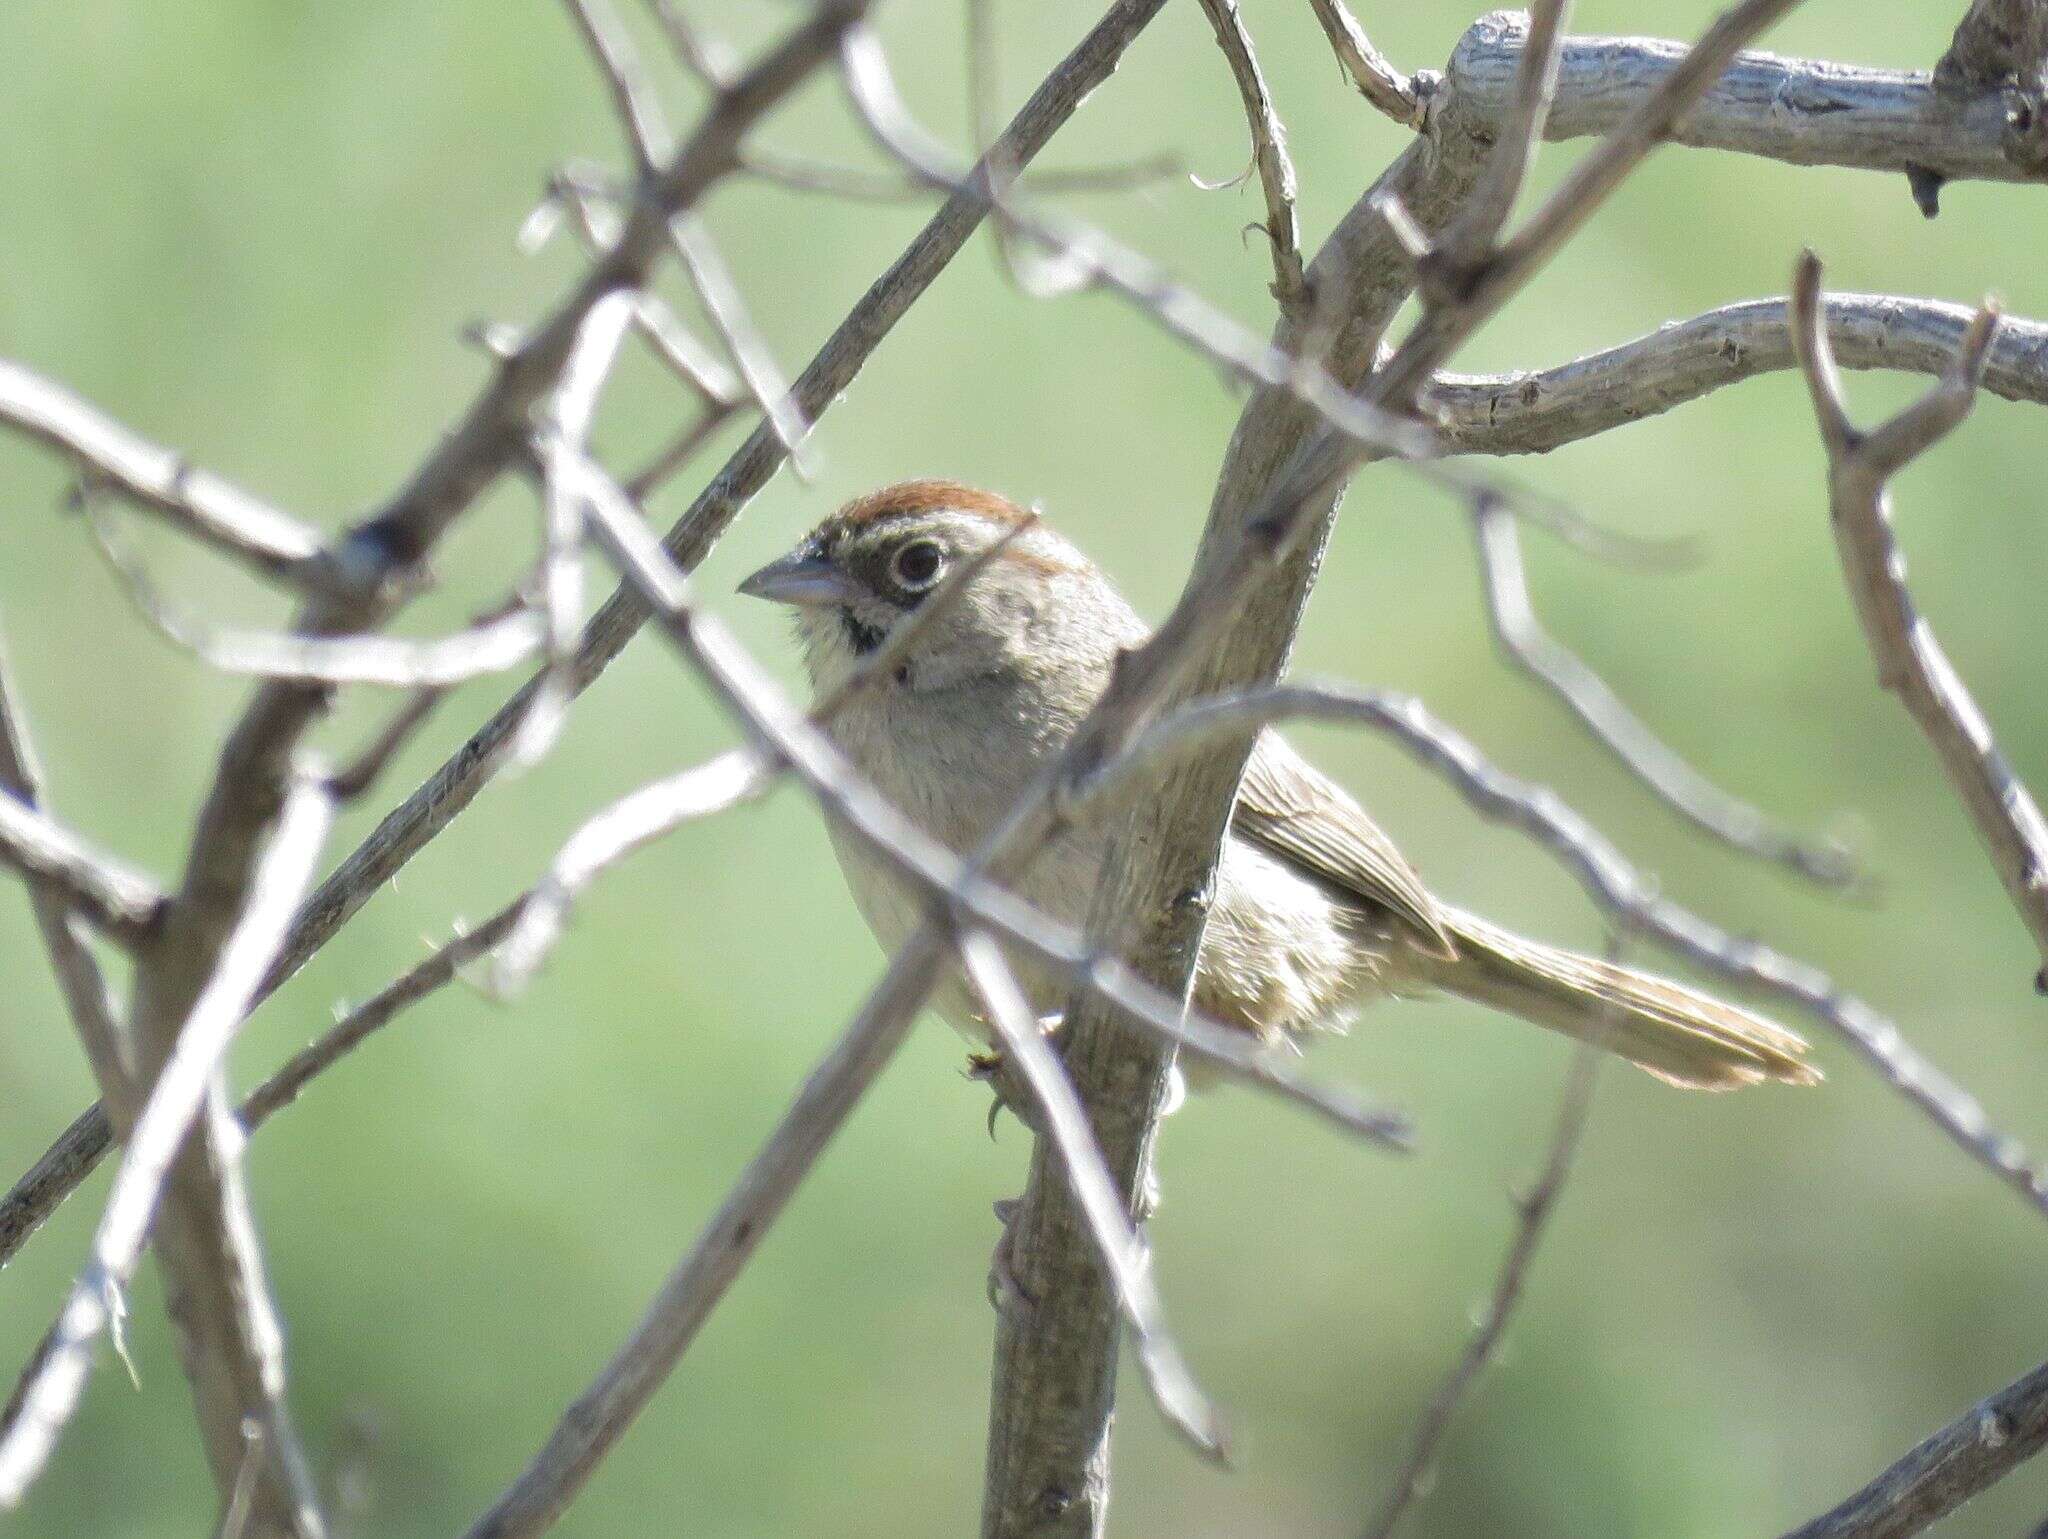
[986,1197,1035,1316]
[963,1014,1065,1137]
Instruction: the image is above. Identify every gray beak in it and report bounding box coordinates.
[736,548,857,607]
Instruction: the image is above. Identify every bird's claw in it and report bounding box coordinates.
[987,1197,1036,1316]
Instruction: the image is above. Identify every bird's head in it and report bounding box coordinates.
[738,479,1133,696]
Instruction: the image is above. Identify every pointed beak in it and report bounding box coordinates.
[736,547,856,607]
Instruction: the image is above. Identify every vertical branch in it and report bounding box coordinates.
[978,91,1497,1539]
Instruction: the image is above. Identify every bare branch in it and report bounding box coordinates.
[1432,0,1572,275]
[562,0,670,171]
[1451,10,2048,187]
[0,775,332,1517]
[0,783,164,948]
[958,929,1228,1464]
[1361,1042,1601,1539]
[0,359,331,592]
[1192,0,1307,314]
[0,646,133,1111]
[1304,0,1426,128]
[240,906,522,1132]
[85,505,547,687]
[1427,293,2048,456]
[463,937,943,1539]
[490,747,766,994]
[1469,495,1858,885]
[517,289,638,765]
[1780,1356,2048,1539]
[1789,254,2048,988]
[668,214,813,472]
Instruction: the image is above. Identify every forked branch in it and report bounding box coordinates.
[1789,253,2048,987]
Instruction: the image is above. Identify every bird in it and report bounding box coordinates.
[738,478,1818,1092]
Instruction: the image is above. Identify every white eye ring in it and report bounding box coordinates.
[890,539,944,590]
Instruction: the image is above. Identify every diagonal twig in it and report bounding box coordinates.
[958,928,1230,1464]
[1469,493,1859,885]
[0,360,332,592]
[1360,1041,1602,1539]
[1779,1355,2048,1539]
[462,936,944,1539]
[0,644,134,1117]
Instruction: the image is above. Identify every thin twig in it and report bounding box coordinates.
[0,359,332,592]
[0,782,164,947]
[1430,0,1572,277]
[517,290,638,765]
[1470,494,1858,885]
[1192,0,1307,314]
[1789,254,2048,986]
[1360,1042,1602,1539]
[85,503,548,688]
[562,0,670,171]
[1304,0,1426,127]
[462,937,944,1539]
[667,215,813,473]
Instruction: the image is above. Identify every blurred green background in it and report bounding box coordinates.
[5,2,2048,1534]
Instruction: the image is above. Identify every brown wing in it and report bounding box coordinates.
[1234,733,1458,960]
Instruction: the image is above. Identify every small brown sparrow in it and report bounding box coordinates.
[740,480,1818,1092]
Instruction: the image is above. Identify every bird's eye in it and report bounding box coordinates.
[890,538,944,590]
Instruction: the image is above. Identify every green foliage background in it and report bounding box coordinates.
[4,3,2047,1534]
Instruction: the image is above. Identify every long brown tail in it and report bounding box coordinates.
[1422,910,1820,1090]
